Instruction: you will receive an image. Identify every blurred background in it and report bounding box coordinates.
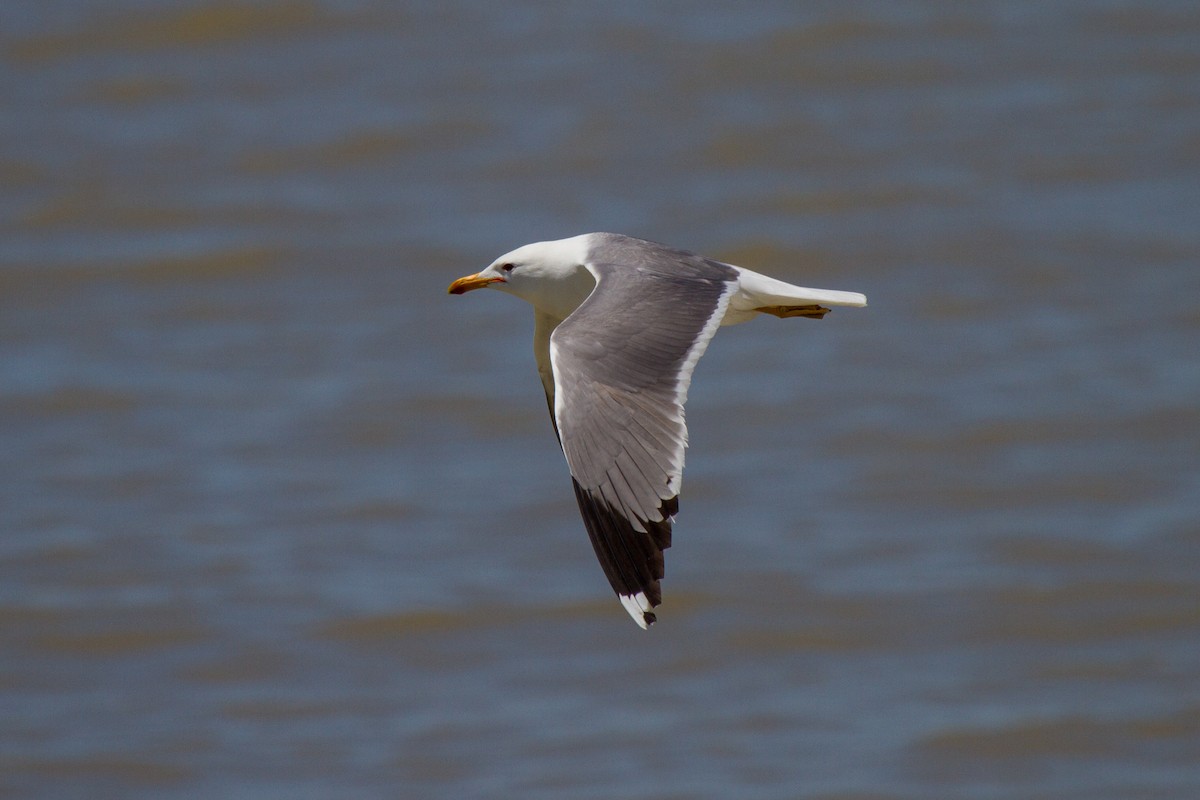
[2,2,1198,798]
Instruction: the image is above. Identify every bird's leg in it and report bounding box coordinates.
[754,304,831,319]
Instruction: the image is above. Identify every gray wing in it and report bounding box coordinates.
[549,238,737,627]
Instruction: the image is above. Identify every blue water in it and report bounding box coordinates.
[2,2,1199,798]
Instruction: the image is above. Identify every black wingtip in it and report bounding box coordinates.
[572,478,675,621]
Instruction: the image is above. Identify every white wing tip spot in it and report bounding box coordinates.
[619,592,655,629]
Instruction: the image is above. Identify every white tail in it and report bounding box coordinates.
[722,266,867,326]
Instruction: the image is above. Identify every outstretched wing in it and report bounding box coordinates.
[548,237,737,627]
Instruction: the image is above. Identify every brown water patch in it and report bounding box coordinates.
[240,130,417,173]
[726,582,905,653]
[317,593,693,644]
[855,463,1168,512]
[1031,656,1179,685]
[0,755,190,787]
[32,627,208,656]
[220,698,351,721]
[0,386,138,417]
[389,721,483,782]
[968,580,1200,644]
[728,625,884,654]
[240,119,490,174]
[987,535,1127,568]
[699,122,872,172]
[1084,6,1200,37]
[318,608,503,641]
[837,406,1200,458]
[331,500,418,524]
[83,76,186,106]
[22,187,203,231]
[741,185,962,216]
[393,392,545,441]
[690,17,951,92]
[911,290,993,320]
[0,607,66,659]
[920,706,1200,759]
[766,17,899,49]
[699,48,953,92]
[1016,153,1135,186]
[0,159,46,188]
[711,241,838,277]
[8,1,330,62]
[0,246,284,291]
[180,650,286,685]
[18,185,336,234]
[0,605,65,626]
[119,246,280,283]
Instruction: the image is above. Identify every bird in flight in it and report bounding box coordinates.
[449,233,866,628]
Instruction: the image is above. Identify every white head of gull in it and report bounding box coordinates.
[449,232,866,628]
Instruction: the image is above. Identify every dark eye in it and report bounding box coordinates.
[500,263,515,273]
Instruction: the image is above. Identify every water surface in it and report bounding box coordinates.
[2,2,1198,798]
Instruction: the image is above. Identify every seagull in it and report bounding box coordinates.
[448,233,866,628]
